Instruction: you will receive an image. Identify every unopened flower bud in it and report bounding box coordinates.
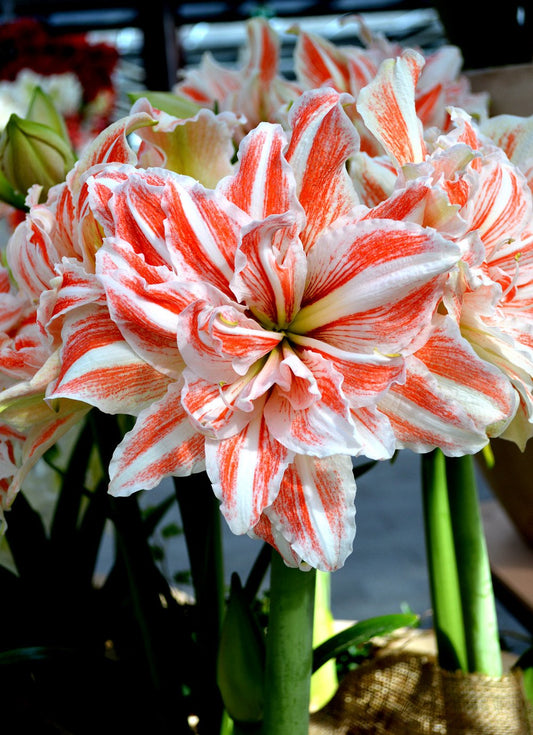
[26,85,71,141]
[0,113,76,201]
[217,573,265,724]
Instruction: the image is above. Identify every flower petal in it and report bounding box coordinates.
[205,408,293,534]
[97,237,206,378]
[177,298,282,384]
[163,175,250,296]
[89,165,178,268]
[181,370,254,439]
[262,453,356,571]
[290,218,460,355]
[231,212,307,328]
[220,122,302,221]
[285,88,360,250]
[263,346,359,457]
[48,305,171,415]
[358,49,427,167]
[379,317,517,455]
[131,98,239,188]
[108,382,205,496]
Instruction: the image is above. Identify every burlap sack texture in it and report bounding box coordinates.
[309,646,532,734]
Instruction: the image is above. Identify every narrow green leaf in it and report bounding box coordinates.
[312,612,419,673]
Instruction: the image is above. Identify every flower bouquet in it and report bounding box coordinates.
[0,13,532,735]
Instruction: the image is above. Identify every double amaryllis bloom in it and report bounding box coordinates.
[2,18,533,569]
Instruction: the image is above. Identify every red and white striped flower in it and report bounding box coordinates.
[45,88,464,570]
[356,49,531,449]
[174,17,302,137]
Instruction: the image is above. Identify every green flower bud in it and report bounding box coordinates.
[0,113,76,201]
[26,86,71,142]
[217,573,265,724]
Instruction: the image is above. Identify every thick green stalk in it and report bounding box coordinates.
[421,449,468,671]
[262,552,316,735]
[445,454,502,676]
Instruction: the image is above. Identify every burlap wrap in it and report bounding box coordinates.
[309,651,532,734]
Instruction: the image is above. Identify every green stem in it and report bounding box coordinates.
[421,449,468,671]
[262,552,316,735]
[445,454,502,676]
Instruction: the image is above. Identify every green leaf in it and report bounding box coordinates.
[312,613,419,673]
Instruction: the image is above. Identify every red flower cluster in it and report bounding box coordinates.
[0,17,119,105]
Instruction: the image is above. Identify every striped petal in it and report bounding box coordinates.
[7,399,91,499]
[379,316,517,454]
[220,122,302,222]
[163,175,250,296]
[231,212,307,328]
[7,200,64,300]
[97,237,207,378]
[285,88,360,250]
[205,407,293,534]
[290,338,404,408]
[350,404,396,460]
[294,30,352,91]
[181,370,255,439]
[415,315,517,435]
[358,49,427,167]
[468,159,533,258]
[261,453,356,571]
[263,346,358,457]
[48,305,171,415]
[242,16,281,86]
[89,165,174,268]
[350,152,398,207]
[177,298,282,384]
[289,218,460,355]
[66,110,156,195]
[39,259,106,346]
[108,382,205,496]
[481,114,533,171]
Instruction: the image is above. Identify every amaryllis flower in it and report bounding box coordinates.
[355,48,528,449]
[174,16,302,135]
[0,106,205,510]
[47,88,462,570]
[294,18,488,136]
